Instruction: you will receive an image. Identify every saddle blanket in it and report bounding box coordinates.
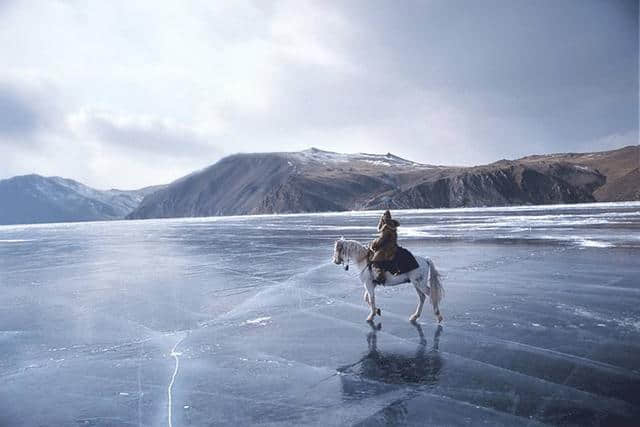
[375,246,419,275]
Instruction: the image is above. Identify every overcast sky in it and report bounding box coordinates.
[0,0,637,189]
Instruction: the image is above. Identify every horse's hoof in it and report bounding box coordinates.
[376,308,381,316]
[409,315,418,322]
[438,314,444,323]
[366,315,374,322]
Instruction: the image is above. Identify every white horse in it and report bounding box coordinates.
[333,239,444,323]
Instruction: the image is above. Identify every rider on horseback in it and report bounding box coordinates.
[369,210,400,284]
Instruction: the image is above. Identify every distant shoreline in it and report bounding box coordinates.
[2,200,639,229]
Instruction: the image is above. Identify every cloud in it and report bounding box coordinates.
[268,0,357,71]
[68,110,222,159]
[0,0,637,188]
[0,86,41,136]
[0,75,64,144]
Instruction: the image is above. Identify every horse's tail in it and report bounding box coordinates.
[428,258,444,309]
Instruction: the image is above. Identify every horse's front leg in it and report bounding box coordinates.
[363,290,371,307]
[410,285,426,322]
[365,282,377,322]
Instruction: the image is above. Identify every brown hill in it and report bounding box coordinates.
[518,145,639,202]
[127,146,639,219]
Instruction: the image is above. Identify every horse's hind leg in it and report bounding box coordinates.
[363,290,371,307]
[434,303,443,323]
[410,284,426,322]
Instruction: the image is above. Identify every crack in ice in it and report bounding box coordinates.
[167,335,186,427]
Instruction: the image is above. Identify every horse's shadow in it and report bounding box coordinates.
[338,322,444,399]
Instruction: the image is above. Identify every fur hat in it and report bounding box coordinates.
[383,219,400,229]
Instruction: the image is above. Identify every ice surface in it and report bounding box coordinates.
[0,202,639,426]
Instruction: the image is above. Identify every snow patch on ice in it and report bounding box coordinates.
[245,316,272,325]
[617,318,640,331]
[308,225,373,231]
[575,238,614,248]
[559,304,640,332]
[399,227,446,238]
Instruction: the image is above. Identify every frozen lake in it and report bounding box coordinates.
[1,202,639,426]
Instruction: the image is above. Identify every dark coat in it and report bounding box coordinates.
[370,218,399,262]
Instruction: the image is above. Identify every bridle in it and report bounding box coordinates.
[335,241,349,270]
[337,240,370,276]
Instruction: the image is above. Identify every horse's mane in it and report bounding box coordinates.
[341,239,369,261]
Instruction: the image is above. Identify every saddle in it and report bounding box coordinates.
[369,246,419,275]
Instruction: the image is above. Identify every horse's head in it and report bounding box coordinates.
[334,238,369,270]
[333,238,345,265]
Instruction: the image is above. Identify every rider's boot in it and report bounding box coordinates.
[372,265,386,285]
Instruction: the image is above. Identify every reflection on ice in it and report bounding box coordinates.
[339,323,444,390]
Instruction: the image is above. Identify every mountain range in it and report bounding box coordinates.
[1,145,637,225]
[0,174,162,225]
[128,145,638,219]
